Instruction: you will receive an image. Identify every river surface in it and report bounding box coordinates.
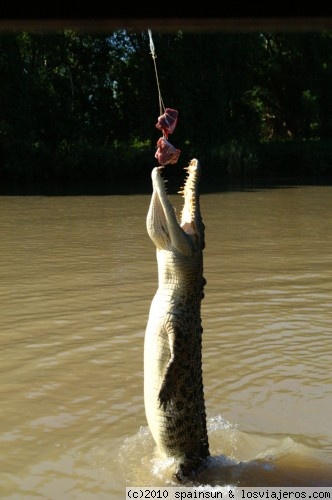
[1,183,332,498]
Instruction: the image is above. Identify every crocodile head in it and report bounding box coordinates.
[146,158,205,257]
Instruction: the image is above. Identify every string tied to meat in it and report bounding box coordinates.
[148,29,181,166]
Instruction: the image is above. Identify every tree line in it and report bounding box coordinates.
[0,29,332,193]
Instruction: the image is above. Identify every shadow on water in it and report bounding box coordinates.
[119,417,332,488]
[1,169,332,196]
[195,454,332,487]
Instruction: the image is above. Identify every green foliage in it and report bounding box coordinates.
[1,29,332,192]
[257,140,332,178]
[211,140,259,178]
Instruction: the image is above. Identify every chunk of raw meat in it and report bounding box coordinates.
[155,137,181,165]
[155,108,178,137]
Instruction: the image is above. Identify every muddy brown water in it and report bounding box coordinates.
[1,184,332,498]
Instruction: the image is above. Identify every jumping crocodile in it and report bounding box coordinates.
[144,158,210,481]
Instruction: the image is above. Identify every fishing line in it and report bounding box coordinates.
[148,29,165,116]
[148,29,181,166]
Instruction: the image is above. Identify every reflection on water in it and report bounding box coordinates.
[0,185,332,497]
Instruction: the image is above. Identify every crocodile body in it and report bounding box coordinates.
[144,159,209,480]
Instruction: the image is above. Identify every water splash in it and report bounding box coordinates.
[118,417,332,487]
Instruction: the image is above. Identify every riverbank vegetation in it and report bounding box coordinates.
[1,30,332,193]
